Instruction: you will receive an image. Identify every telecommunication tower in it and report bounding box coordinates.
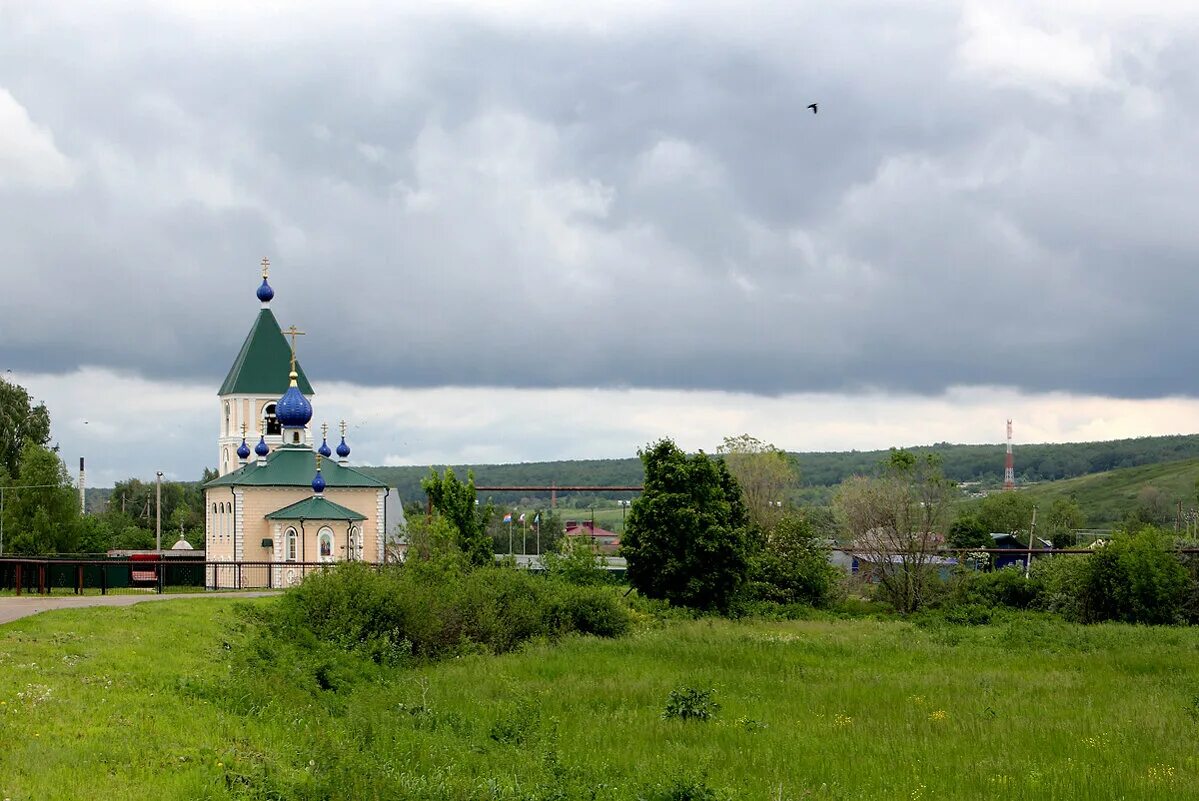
[1003,419,1015,491]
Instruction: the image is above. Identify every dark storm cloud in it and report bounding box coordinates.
[2,2,1197,398]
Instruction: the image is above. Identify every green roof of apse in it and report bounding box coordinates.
[204,446,387,489]
[266,496,366,521]
[218,309,315,396]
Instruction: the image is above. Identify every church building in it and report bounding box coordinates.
[203,259,389,586]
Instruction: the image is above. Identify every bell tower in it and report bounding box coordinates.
[216,258,315,474]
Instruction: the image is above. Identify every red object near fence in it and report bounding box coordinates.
[130,553,159,584]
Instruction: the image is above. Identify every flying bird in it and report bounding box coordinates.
[807,103,818,114]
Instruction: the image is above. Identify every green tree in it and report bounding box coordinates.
[717,434,798,534]
[946,513,990,549]
[1077,527,1190,624]
[0,377,51,478]
[421,467,493,566]
[622,438,752,612]
[976,491,1035,535]
[1,443,79,554]
[746,512,839,606]
[1044,496,1086,547]
[834,450,954,613]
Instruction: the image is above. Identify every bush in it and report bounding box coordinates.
[259,561,632,668]
[949,566,1038,610]
[1075,527,1191,625]
[745,513,840,607]
[662,687,719,722]
[1028,554,1089,620]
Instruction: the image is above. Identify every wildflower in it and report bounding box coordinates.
[907,695,926,705]
[833,713,853,728]
[928,710,947,722]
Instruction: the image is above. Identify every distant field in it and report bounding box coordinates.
[1,599,1197,799]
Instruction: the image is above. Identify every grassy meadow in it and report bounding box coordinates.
[1,599,1198,799]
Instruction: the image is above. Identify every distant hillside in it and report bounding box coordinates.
[1021,457,1199,528]
[361,433,1199,505]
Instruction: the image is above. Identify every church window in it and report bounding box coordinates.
[317,527,335,561]
[224,401,231,435]
[285,528,297,562]
[264,403,280,436]
[222,447,229,474]
[348,527,358,561]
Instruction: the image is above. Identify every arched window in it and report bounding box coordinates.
[317,527,335,562]
[285,527,298,562]
[222,447,229,474]
[348,526,358,561]
[264,403,280,436]
[218,503,225,540]
[224,401,231,435]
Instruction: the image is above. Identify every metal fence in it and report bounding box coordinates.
[0,558,351,595]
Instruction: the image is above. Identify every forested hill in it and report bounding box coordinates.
[361,433,1199,503]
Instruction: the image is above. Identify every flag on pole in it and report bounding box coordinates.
[503,512,512,524]
[518,512,526,524]
[533,513,540,525]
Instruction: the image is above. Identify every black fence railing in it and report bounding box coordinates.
[0,558,362,595]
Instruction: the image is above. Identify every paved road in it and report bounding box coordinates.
[0,591,280,626]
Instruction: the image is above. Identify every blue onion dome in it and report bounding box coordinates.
[311,466,326,495]
[318,436,332,458]
[236,437,251,461]
[256,277,274,303]
[336,436,351,459]
[276,371,313,428]
[255,435,270,457]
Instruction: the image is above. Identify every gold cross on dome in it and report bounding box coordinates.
[340,420,347,437]
[260,256,270,279]
[321,422,328,438]
[283,325,305,374]
[241,421,247,438]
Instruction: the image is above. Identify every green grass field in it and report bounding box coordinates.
[2,599,1198,799]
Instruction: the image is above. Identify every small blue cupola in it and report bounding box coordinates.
[336,419,351,464]
[312,454,326,495]
[257,257,274,305]
[318,422,333,458]
[276,326,312,446]
[236,436,251,464]
[255,434,270,460]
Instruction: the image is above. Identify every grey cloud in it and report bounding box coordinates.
[2,2,1197,399]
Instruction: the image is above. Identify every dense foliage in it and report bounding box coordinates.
[744,513,840,607]
[942,527,1197,625]
[623,439,753,612]
[420,467,493,565]
[250,561,632,671]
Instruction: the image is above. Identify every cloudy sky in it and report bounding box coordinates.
[3,1,1199,485]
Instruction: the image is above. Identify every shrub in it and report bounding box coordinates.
[662,687,719,722]
[541,534,612,586]
[259,561,631,668]
[1075,527,1191,625]
[949,566,1038,610]
[745,513,840,607]
[1028,554,1089,619]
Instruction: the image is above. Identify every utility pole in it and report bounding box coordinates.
[1025,505,1038,578]
[155,471,163,552]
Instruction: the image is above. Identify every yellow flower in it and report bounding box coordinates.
[928,710,947,722]
[833,713,853,728]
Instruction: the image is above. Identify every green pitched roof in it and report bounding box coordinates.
[204,446,388,489]
[219,308,315,396]
[266,495,366,521]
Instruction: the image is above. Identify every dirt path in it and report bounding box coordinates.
[0,591,280,626]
